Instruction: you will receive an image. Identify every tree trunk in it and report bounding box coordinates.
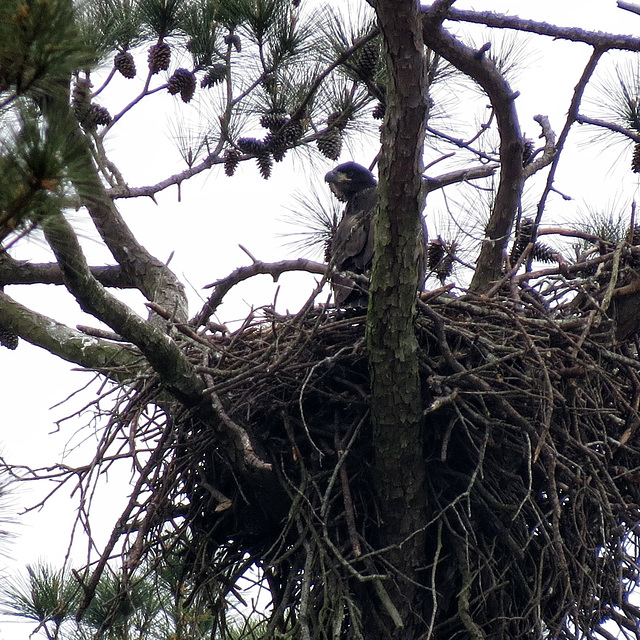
[366,1,429,635]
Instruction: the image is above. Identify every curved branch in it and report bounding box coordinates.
[40,211,203,404]
[422,6,524,292]
[192,258,327,327]
[523,114,557,178]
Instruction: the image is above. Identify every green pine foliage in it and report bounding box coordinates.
[1,558,265,640]
[0,106,90,244]
[0,0,96,100]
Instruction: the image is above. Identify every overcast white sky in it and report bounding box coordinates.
[2,1,640,637]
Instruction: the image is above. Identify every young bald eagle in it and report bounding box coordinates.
[325,161,427,308]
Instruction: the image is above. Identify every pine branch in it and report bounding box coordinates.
[441,7,640,52]
[576,114,640,142]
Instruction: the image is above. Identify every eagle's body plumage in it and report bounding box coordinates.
[325,161,427,308]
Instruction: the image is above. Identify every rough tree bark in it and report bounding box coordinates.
[366,0,430,635]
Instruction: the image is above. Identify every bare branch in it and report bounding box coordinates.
[192,258,327,327]
[0,256,132,288]
[531,48,604,243]
[0,290,139,376]
[441,7,640,52]
[426,122,499,162]
[203,376,273,472]
[618,1,640,17]
[424,163,499,192]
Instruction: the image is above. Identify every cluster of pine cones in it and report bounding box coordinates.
[113,42,223,104]
[105,37,386,177]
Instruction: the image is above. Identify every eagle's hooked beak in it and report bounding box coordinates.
[325,168,350,202]
[324,168,349,184]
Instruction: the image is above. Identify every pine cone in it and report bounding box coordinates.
[316,129,342,160]
[262,72,277,94]
[324,238,332,263]
[201,64,227,88]
[281,119,304,144]
[510,217,535,264]
[237,137,266,154]
[0,324,18,350]
[428,237,456,284]
[632,141,640,173]
[148,42,171,74]
[168,68,196,103]
[224,149,240,176]
[263,132,288,162]
[631,224,640,246]
[372,102,386,120]
[256,152,273,179]
[224,34,242,52]
[356,40,379,79]
[79,104,112,129]
[531,242,556,263]
[522,138,535,166]
[326,111,348,131]
[260,112,289,132]
[114,51,136,79]
[427,238,446,271]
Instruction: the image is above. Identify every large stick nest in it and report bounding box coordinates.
[65,253,640,640]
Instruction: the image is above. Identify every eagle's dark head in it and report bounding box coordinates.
[325,162,377,202]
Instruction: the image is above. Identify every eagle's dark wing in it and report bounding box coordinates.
[329,186,378,307]
[331,186,378,271]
